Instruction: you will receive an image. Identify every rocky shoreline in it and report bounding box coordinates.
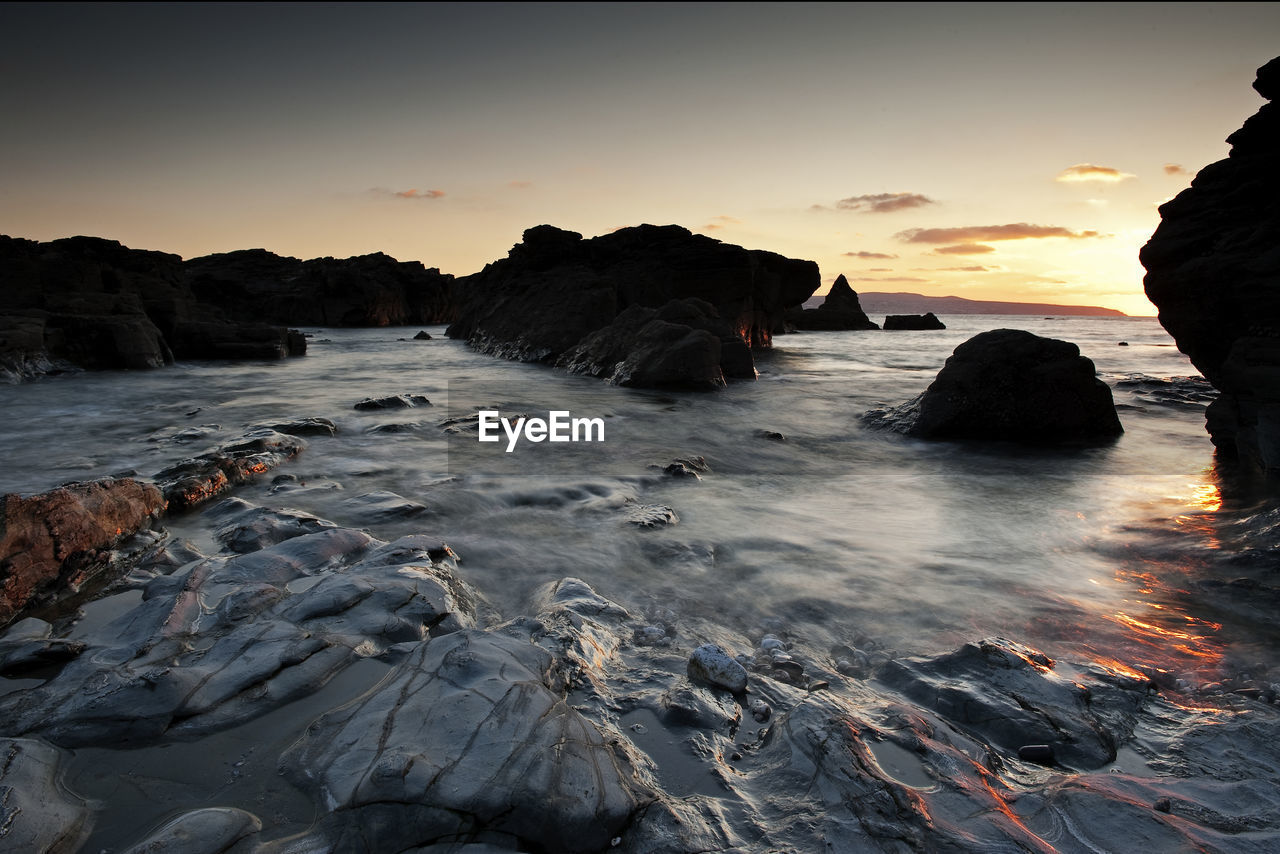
[3,478,1277,852]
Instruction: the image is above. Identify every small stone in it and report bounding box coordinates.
[730,751,742,761]
[687,643,748,693]
[1017,744,1055,765]
[806,680,830,692]
[760,635,785,652]
[1154,797,1172,813]
[749,699,771,723]
[413,330,433,340]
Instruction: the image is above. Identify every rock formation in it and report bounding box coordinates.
[0,236,305,380]
[447,224,818,387]
[785,274,879,330]
[184,249,457,327]
[884,312,945,330]
[0,478,166,625]
[1141,56,1280,473]
[864,328,1123,443]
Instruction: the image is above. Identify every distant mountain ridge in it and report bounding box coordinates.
[807,290,1128,317]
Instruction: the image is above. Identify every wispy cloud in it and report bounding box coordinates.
[508,180,534,189]
[934,265,992,272]
[836,192,935,213]
[896,224,1102,243]
[934,243,997,255]
[843,250,899,259]
[850,275,930,283]
[701,214,743,232]
[1163,163,1190,176]
[1055,163,1135,183]
[370,187,447,200]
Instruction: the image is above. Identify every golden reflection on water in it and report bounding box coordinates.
[1072,475,1230,689]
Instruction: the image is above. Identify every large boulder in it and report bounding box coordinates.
[786,274,879,330]
[864,328,1123,443]
[1141,56,1280,472]
[447,224,818,386]
[0,478,166,626]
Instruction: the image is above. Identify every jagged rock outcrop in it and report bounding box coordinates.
[884,312,945,330]
[0,478,166,626]
[447,224,818,387]
[184,249,458,327]
[0,235,305,379]
[863,328,1123,443]
[1141,56,1280,472]
[786,274,879,330]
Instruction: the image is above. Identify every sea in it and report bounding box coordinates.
[3,314,1278,850]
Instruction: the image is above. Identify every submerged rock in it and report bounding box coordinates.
[864,328,1123,443]
[0,477,166,625]
[354,393,432,410]
[153,429,307,511]
[1141,56,1280,473]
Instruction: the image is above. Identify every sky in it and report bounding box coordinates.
[2,3,1278,316]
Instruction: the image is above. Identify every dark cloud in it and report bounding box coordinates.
[842,250,898,259]
[896,224,1102,243]
[1163,163,1190,176]
[836,192,935,213]
[1055,163,1135,183]
[933,243,997,255]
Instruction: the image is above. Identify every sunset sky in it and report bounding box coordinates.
[3,3,1278,316]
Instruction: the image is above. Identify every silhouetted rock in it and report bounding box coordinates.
[184,249,458,327]
[1141,56,1280,473]
[557,298,753,388]
[0,235,304,379]
[884,312,946,330]
[0,478,166,626]
[413,330,432,340]
[864,329,1123,443]
[785,274,879,331]
[447,224,818,387]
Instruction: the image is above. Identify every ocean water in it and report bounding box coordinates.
[0,315,1264,689]
[9,314,1280,851]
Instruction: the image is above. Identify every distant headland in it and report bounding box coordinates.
[832,291,1130,317]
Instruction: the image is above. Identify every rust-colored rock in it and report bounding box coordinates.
[0,478,166,625]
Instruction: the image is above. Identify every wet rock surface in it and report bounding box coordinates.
[1141,55,1280,472]
[0,478,166,626]
[0,513,1277,853]
[154,429,307,511]
[446,224,818,388]
[865,328,1124,443]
